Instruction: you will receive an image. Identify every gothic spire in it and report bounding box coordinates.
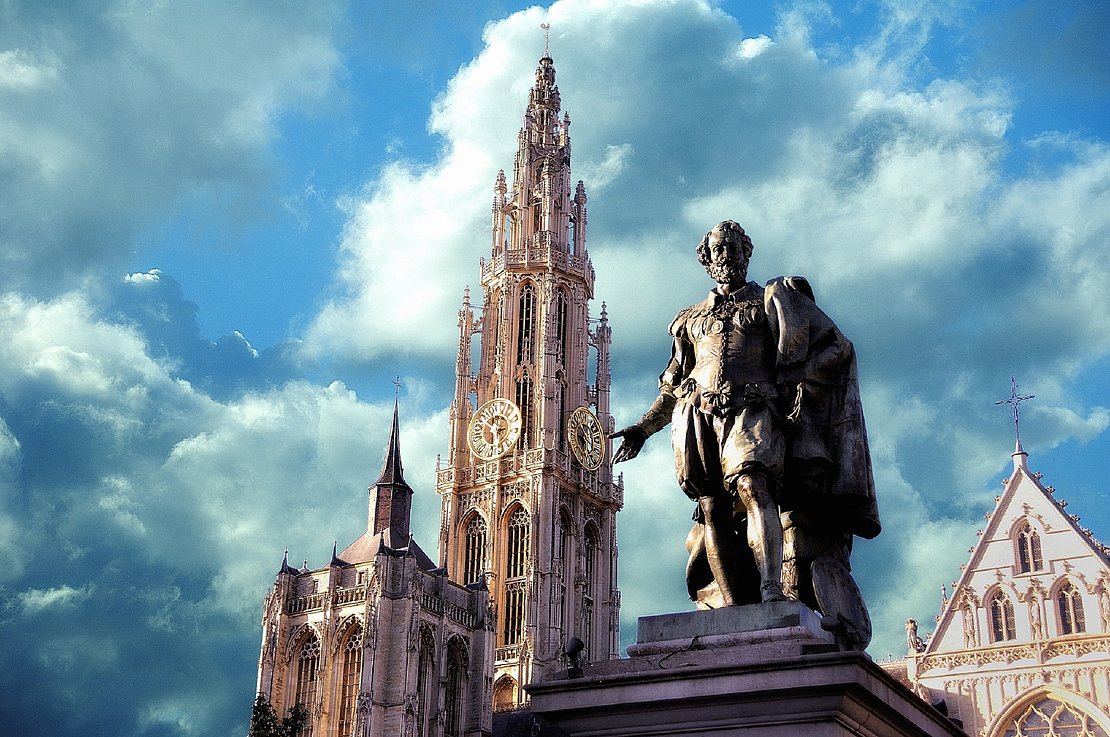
[368,396,414,539]
[376,396,407,486]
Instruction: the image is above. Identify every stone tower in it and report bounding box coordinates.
[257,401,492,737]
[435,52,623,710]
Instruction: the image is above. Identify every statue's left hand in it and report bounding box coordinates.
[610,425,648,463]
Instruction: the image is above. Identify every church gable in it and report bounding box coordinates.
[926,443,1110,653]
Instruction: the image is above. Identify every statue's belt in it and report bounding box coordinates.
[675,379,781,416]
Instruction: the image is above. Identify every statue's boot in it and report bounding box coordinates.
[697,495,743,606]
[737,473,787,602]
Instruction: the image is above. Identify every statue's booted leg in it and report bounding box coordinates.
[696,494,744,606]
[734,472,787,602]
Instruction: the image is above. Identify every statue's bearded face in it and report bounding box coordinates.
[703,230,749,287]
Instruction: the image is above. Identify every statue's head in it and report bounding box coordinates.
[697,220,753,287]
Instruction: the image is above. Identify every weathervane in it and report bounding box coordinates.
[541,22,551,57]
[995,376,1034,442]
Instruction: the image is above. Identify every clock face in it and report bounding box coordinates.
[468,398,523,461]
[568,406,605,471]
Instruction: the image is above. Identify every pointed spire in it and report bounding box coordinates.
[368,393,414,539]
[278,547,298,575]
[376,396,406,486]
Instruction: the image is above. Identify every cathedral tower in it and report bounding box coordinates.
[435,52,623,709]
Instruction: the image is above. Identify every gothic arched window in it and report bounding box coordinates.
[516,282,536,364]
[463,515,487,585]
[557,509,573,631]
[1017,522,1043,573]
[337,626,362,737]
[292,631,320,737]
[492,676,517,712]
[1057,582,1086,635]
[583,525,598,657]
[989,590,1017,642]
[554,371,567,450]
[444,639,468,737]
[415,630,435,737]
[516,374,533,449]
[506,509,530,580]
[1001,694,1109,737]
[502,509,530,646]
[554,288,569,366]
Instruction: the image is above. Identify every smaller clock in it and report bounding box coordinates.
[568,406,605,471]
[468,398,523,461]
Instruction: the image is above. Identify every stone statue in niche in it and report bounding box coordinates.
[612,219,880,650]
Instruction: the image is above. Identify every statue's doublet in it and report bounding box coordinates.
[664,281,779,417]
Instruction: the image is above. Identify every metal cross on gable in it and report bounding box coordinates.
[392,375,403,400]
[995,376,1034,442]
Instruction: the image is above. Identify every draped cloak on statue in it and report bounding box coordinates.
[683,276,879,604]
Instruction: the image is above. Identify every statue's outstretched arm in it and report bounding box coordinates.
[611,328,687,463]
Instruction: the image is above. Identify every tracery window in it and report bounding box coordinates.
[557,510,572,630]
[463,515,487,585]
[502,509,530,646]
[554,372,567,449]
[554,289,569,366]
[516,374,533,449]
[583,525,598,657]
[517,282,536,364]
[989,590,1017,642]
[337,627,362,737]
[415,630,435,737]
[444,639,467,737]
[1057,582,1086,634]
[506,510,530,580]
[502,582,527,646]
[1017,522,1043,573]
[1001,695,1109,737]
[293,631,320,737]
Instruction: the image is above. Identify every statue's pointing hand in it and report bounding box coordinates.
[610,425,648,464]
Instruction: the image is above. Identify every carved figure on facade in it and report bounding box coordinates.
[907,618,927,653]
[612,220,878,649]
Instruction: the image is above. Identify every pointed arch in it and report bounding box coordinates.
[291,629,321,737]
[987,587,1017,642]
[414,625,436,737]
[492,675,518,713]
[336,622,363,737]
[556,506,574,632]
[503,505,531,580]
[462,511,488,586]
[987,684,1110,737]
[516,280,537,365]
[501,505,530,646]
[444,637,469,737]
[1013,519,1044,573]
[1053,578,1087,635]
[582,521,600,658]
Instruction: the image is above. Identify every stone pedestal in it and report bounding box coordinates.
[526,602,963,736]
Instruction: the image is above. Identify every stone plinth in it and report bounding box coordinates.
[526,602,964,737]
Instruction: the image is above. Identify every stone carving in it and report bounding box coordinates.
[907,618,927,653]
[613,220,879,649]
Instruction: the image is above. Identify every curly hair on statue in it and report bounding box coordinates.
[696,219,754,266]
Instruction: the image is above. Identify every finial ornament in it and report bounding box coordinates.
[995,376,1034,442]
[392,375,403,401]
[541,22,551,57]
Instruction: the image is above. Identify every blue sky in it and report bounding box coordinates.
[1,1,1109,735]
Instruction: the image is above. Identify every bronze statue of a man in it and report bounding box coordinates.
[613,220,880,648]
